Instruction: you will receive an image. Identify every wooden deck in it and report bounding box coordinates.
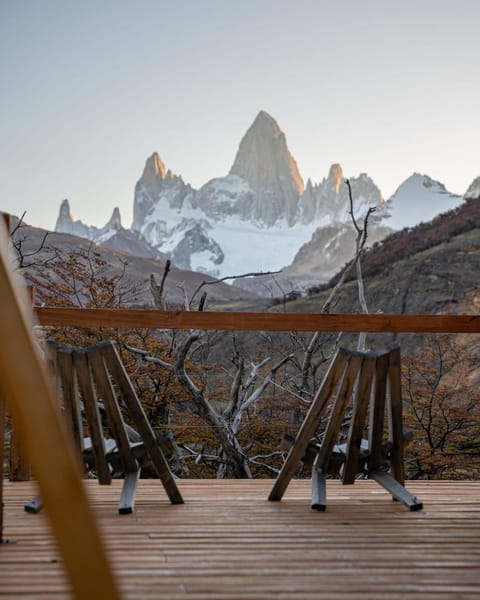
[1,479,480,599]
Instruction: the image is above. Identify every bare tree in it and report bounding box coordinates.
[9,212,51,269]
[126,321,295,478]
[299,180,377,393]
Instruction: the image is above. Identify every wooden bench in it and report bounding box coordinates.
[270,346,423,511]
[26,339,183,514]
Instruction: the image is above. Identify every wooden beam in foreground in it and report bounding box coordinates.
[35,307,480,333]
[0,219,120,598]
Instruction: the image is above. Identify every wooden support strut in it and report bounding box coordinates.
[8,285,35,482]
[87,346,141,513]
[269,349,350,502]
[0,214,8,542]
[342,356,376,485]
[0,389,6,542]
[100,342,184,506]
[0,214,121,597]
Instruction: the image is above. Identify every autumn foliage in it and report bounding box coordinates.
[20,240,480,480]
[402,336,480,479]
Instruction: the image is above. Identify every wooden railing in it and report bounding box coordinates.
[34,306,480,333]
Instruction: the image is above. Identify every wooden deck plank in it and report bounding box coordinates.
[1,480,480,599]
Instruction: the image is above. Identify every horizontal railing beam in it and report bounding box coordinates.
[34,308,480,333]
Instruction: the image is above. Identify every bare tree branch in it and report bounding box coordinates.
[150,259,171,309]
[189,269,282,304]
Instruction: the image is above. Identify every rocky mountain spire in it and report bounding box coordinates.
[55,199,73,229]
[327,164,344,194]
[55,198,92,238]
[142,153,167,186]
[229,110,304,225]
[132,153,193,231]
[136,152,168,201]
[105,207,122,230]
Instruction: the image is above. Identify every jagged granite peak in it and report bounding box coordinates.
[298,178,316,224]
[327,163,344,194]
[228,110,305,226]
[53,199,162,259]
[56,198,73,224]
[105,207,122,230]
[384,173,463,230]
[132,153,194,231]
[464,176,480,199]
[144,152,167,181]
[300,165,383,225]
[55,198,94,239]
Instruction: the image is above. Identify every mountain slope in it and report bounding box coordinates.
[12,222,261,308]
[282,196,480,317]
[384,173,463,229]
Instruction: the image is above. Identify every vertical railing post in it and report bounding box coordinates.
[0,213,9,541]
[0,389,5,543]
[9,285,34,482]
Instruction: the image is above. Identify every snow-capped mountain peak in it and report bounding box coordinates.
[53,111,467,293]
[384,173,462,229]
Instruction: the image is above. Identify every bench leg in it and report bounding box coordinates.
[24,495,43,514]
[311,467,327,512]
[370,471,423,511]
[118,469,141,515]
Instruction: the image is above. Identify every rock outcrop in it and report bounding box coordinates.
[55,199,164,260]
[465,177,480,200]
[301,164,385,225]
[132,152,195,234]
[55,199,96,239]
[228,110,305,226]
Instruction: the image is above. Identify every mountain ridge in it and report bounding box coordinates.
[54,110,468,293]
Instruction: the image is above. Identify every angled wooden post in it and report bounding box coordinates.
[0,389,5,543]
[269,349,350,501]
[314,353,362,472]
[342,355,376,484]
[9,284,34,482]
[0,214,8,541]
[73,351,112,485]
[0,216,121,598]
[387,347,405,485]
[368,352,389,471]
[101,342,184,505]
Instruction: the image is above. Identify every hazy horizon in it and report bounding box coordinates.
[1,0,479,230]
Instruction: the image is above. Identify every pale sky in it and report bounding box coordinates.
[1,0,479,230]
